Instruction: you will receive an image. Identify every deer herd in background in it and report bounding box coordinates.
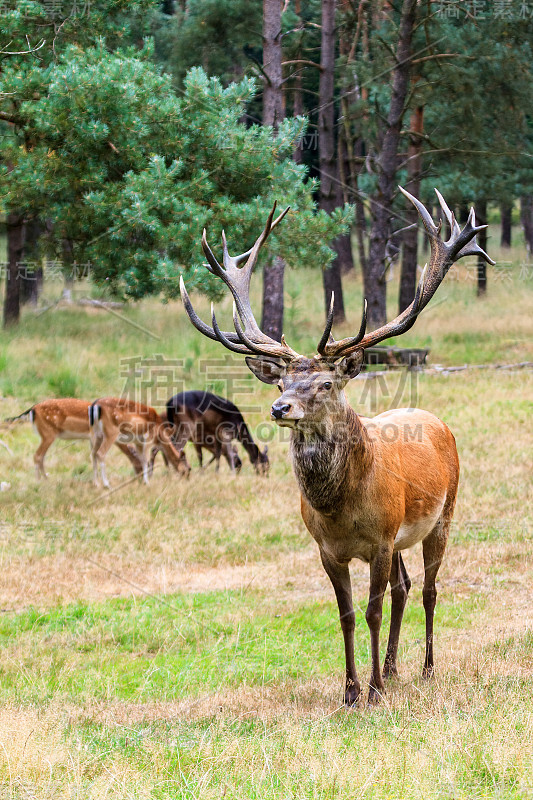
[7,390,269,486]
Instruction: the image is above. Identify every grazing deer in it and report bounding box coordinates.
[163,390,269,475]
[6,398,144,480]
[180,189,494,705]
[89,397,190,488]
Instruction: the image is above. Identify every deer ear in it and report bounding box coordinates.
[245,356,286,385]
[338,351,364,381]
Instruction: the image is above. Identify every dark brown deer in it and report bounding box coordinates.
[180,190,493,706]
[164,391,268,475]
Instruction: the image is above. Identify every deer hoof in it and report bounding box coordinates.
[344,687,362,708]
[382,664,399,680]
[367,685,385,705]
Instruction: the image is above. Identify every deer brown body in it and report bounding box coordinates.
[180,190,492,705]
[165,391,268,475]
[90,397,190,488]
[7,398,144,480]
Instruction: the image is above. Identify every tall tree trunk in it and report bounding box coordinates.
[337,134,355,274]
[338,0,368,276]
[500,203,512,248]
[293,0,304,164]
[261,256,285,341]
[262,0,283,130]
[520,196,533,254]
[293,75,304,164]
[3,213,25,327]
[399,104,423,313]
[355,195,367,274]
[365,0,417,330]
[261,0,285,341]
[520,196,533,253]
[19,218,42,306]
[476,199,488,297]
[319,0,346,323]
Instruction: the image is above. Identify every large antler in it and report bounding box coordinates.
[180,204,301,360]
[318,187,495,359]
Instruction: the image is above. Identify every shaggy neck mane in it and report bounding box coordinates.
[289,402,371,515]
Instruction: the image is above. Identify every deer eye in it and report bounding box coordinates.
[277,383,283,392]
[322,381,333,390]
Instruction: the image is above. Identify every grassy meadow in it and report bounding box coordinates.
[0,227,532,798]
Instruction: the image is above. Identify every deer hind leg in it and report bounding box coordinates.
[421,520,449,679]
[320,550,361,707]
[194,445,203,468]
[93,432,116,489]
[383,552,411,679]
[34,435,53,479]
[366,544,394,704]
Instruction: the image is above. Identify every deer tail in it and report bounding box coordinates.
[88,402,102,430]
[3,406,34,426]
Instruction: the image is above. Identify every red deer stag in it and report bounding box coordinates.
[180,190,493,705]
[6,399,144,480]
[89,397,190,488]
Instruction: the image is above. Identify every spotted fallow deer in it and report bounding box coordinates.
[89,397,190,488]
[6,398,144,480]
[180,189,494,706]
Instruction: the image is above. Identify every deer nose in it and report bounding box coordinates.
[271,402,291,419]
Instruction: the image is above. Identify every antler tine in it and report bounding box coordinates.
[332,299,368,358]
[243,203,291,267]
[184,206,301,361]
[435,189,460,239]
[221,203,291,269]
[321,188,493,359]
[398,186,440,238]
[316,292,336,355]
[232,301,300,359]
[201,229,226,278]
[454,206,496,264]
[232,301,270,355]
[180,276,244,346]
[211,304,255,354]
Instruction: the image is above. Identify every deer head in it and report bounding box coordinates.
[181,190,494,433]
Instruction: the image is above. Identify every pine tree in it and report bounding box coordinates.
[2,45,349,308]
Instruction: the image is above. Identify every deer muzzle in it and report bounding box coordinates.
[270,399,305,426]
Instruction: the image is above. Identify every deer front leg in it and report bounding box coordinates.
[383,552,411,679]
[214,440,222,473]
[367,544,394,704]
[320,550,361,707]
[134,440,150,484]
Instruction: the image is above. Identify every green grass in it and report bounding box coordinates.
[0,588,484,705]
